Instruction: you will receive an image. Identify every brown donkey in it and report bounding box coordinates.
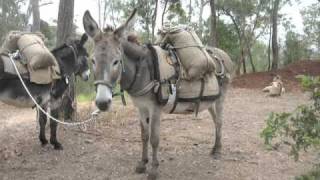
[83,9,234,180]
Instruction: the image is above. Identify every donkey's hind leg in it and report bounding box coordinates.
[208,104,222,157]
[49,109,63,150]
[38,108,48,146]
[148,108,161,180]
[135,109,149,174]
[208,84,228,157]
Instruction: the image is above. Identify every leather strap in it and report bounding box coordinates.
[195,78,205,117]
[94,80,114,89]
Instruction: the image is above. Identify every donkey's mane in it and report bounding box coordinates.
[103,25,115,33]
[51,43,69,54]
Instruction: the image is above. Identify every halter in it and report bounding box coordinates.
[93,59,126,104]
[94,80,114,89]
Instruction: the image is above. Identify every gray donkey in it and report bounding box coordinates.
[83,9,234,180]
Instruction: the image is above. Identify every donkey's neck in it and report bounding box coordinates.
[120,40,153,93]
[52,48,76,77]
[121,40,148,60]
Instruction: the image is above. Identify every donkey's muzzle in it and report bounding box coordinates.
[95,84,113,111]
[95,99,111,111]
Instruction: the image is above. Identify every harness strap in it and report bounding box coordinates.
[120,89,127,106]
[214,55,226,77]
[195,78,205,117]
[94,80,114,89]
[129,80,159,97]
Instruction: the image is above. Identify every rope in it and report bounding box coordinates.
[8,53,100,126]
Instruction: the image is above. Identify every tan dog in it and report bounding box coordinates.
[263,75,285,96]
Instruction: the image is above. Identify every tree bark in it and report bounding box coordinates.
[56,0,75,121]
[188,0,192,22]
[31,0,40,32]
[161,0,168,26]
[268,24,272,71]
[97,0,101,27]
[151,0,158,42]
[197,0,206,39]
[56,0,75,47]
[241,46,246,74]
[247,47,256,72]
[271,0,280,70]
[209,0,218,47]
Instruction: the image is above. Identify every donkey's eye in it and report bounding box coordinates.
[113,60,120,66]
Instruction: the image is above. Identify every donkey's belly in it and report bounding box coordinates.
[0,90,51,108]
[0,91,35,108]
[162,101,213,114]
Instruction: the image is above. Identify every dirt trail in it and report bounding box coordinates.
[0,88,317,180]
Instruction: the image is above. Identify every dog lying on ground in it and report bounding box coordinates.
[263,75,285,96]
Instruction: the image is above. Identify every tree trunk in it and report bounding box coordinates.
[268,24,272,71]
[161,0,168,26]
[244,35,256,73]
[241,47,247,74]
[271,0,280,70]
[188,0,192,22]
[197,0,205,39]
[56,0,75,121]
[56,0,75,47]
[209,0,218,47]
[31,0,40,32]
[247,47,256,72]
[151,0,158,42]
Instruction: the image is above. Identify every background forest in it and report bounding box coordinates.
[1,0,320,97]
[1,0,319,74]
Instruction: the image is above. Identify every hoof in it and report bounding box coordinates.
[135,165,146,174]
[211,150,222,159]
[147,173,158,180]
[51,142,63,150]
[147,169,158,180]
[135,161,147,174]
[40,139,48,146]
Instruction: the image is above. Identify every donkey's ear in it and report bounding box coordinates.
[114,8,137,38]
[80,33,88,45]
[83,10,101,38]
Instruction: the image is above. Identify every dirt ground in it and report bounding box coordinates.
[0,88,318,180]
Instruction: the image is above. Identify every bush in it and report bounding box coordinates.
[261,76,320,159]
[260,75,320,178]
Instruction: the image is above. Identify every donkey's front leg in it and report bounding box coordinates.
[136,109,150,174]
[38,108,48,146]
[49,109,63,150]
[148,109,161,180]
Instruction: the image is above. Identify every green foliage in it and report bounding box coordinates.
[261,76,320,161]
[250,41,269,72]
[77,93,96,102]
[40,21,57,49]
[0,0,26,41]
[166,1,187,25]
[203,19,239,61]
[295,164,320,180]
[301,2,320,56]
[283,31,310,65]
